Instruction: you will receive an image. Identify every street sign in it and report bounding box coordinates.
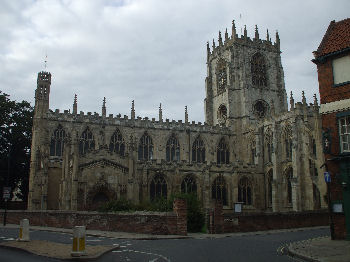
[2,187,11,200]
[324,172,331,183]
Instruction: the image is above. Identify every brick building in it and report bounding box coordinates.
[312,18,350,240]
[28,21,326,215]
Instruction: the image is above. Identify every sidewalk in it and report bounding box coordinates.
[287,236,350,262]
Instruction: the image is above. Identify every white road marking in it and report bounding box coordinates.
[3,238,15,241]
[86,239,102,242]
[112,249,170,262]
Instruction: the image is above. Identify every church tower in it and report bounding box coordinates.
[204,21,288,133]
[28,71,51,210]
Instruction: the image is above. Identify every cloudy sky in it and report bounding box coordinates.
[1,0,349,122]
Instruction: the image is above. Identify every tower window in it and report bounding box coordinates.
[166,135,180,162]
[109,129,125,156]
[251,53,267,87]
[192,137,205,163]
[50,125,65,157]
[138,133,153,161]
[217,104,227,125]
[217,59,227,93]
[253,100,269,119]
[79,127,95,155]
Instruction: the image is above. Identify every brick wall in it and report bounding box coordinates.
[0,199,187,235]
[222,211,329,233]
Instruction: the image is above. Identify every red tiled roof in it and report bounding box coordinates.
[316,18,350,57]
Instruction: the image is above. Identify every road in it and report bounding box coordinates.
[0,227,329,262]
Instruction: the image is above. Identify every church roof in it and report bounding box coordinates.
[315,18,350,58]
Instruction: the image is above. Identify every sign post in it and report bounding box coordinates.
[2,187,11,226]
[324,171,334,240]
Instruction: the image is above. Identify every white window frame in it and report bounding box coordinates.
[339,115,350,153]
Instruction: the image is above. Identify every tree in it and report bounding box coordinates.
[0,91,33,206]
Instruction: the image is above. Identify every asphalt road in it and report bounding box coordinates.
[0,227,329,262]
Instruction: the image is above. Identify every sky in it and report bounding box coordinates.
[1,0,349,122]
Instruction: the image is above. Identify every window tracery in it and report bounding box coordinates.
[286,169,293,205]
[267,170,273,207]
[211,175,227,205]
[138,133,153,161]
[181,175,197,194]
[217,104,227,125]
[109,129,125,156]
[79,127,95,155]
[253,100,269,119]
[192,136,205,163]
[251,53,267,87]
[150,173,167,201]
[216,59,227,93]
[238,177,252,205]
[50,125,65,157]
[166,135,180,162]
[217,138,229,164]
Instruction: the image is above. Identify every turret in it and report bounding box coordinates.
[102,97,106,117]
[73,94,77,115]
[185,106,188,123]
[34,71,51,117]
[131,100,135,119]
[159,103,163,122]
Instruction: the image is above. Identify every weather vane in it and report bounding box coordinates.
[44,54,48,70]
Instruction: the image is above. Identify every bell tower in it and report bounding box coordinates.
[204,21,288,132]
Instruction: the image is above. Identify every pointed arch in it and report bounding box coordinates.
[285,167,293,205]
[265,128,273,163]
[282,124,292,160]
[251,52,267,87]
[150,173,167,201]
[109,128,125,156]
[192,136,205,163]
[267,170,273,207]
[238,177,253,205]
[216,59,227,93]
[217,137,229,164]
[138,132,153,161]
[166,134,180,162]
[79,127,95,155]
[181,175,197,194]
[212,175,227,205]
[50,125,65,157]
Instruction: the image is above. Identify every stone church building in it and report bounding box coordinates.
[28,21,327,212]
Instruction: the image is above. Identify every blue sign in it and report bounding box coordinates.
[324,172,331,183]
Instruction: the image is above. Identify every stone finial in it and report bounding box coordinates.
[290,91,295,110]
[232,19,236,39]
[266,29,270,42]
[73,94,77,115]
[131,100,135,119]
[275,30,280,49]
[207,41,210,61]
[244,25,247,39]
[102,97,106,117]
[159,103,163,122]
[302,91,307,105]
[185,106,188,123]
[254,25,259,40]
[224,28,228,42]
[212,39,216,49]
[313,94,318,107]
[218,31,223,46]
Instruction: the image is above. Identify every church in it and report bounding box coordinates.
[28,21,327,213]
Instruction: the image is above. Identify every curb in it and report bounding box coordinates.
[286,245,320,262]
[0,242,119,261]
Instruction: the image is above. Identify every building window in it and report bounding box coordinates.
[217,59,227,93]
[253,100,269,118]
[211,175,227,205]
[217,138,229,164]
[286,169,293,205]
[238,177,252,205]
[109,129,125,156]
[138,133,153,161]
[285,138,292,159]
[181,175,197,194]
[50,125,65,157]
[312,138,317,156]
[251,53,267,87]
[166,135,180,162]
[267,171,273,207]
[217,104,227,125]
[150,174,167,201]
[79,127,95,155]
[339,115,350,153]
[192,137,205,163]
[332,55,350,85]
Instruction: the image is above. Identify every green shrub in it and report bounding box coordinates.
[98,198,134,212]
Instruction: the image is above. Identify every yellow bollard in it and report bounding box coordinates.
[18,219,30,241]
[71,226,86,257]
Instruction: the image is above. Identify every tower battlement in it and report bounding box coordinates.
[37,71,51,83]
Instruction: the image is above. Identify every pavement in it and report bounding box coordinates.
[0,224,349,261]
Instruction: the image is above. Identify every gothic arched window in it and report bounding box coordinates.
[50,125,65,157]
[217,138,229,164]
[109,129,125,156]
[192,137,205,163]
[212,175,227,205]
[285,138,292,159]
[238,177,252,205]
[79,127,95,155]
[265,130,273,163]
[181,175,197,194]
[253,100,269,119]
[166,135,180,162]
[217,59,227,93]
[150,174,167,201]
[217,104,227,125]
[267,170,273,207]
[138,133,153,161]
[251,53,267,87]
[286,169,293,205]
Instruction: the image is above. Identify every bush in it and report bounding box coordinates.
[98,198,134,212]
